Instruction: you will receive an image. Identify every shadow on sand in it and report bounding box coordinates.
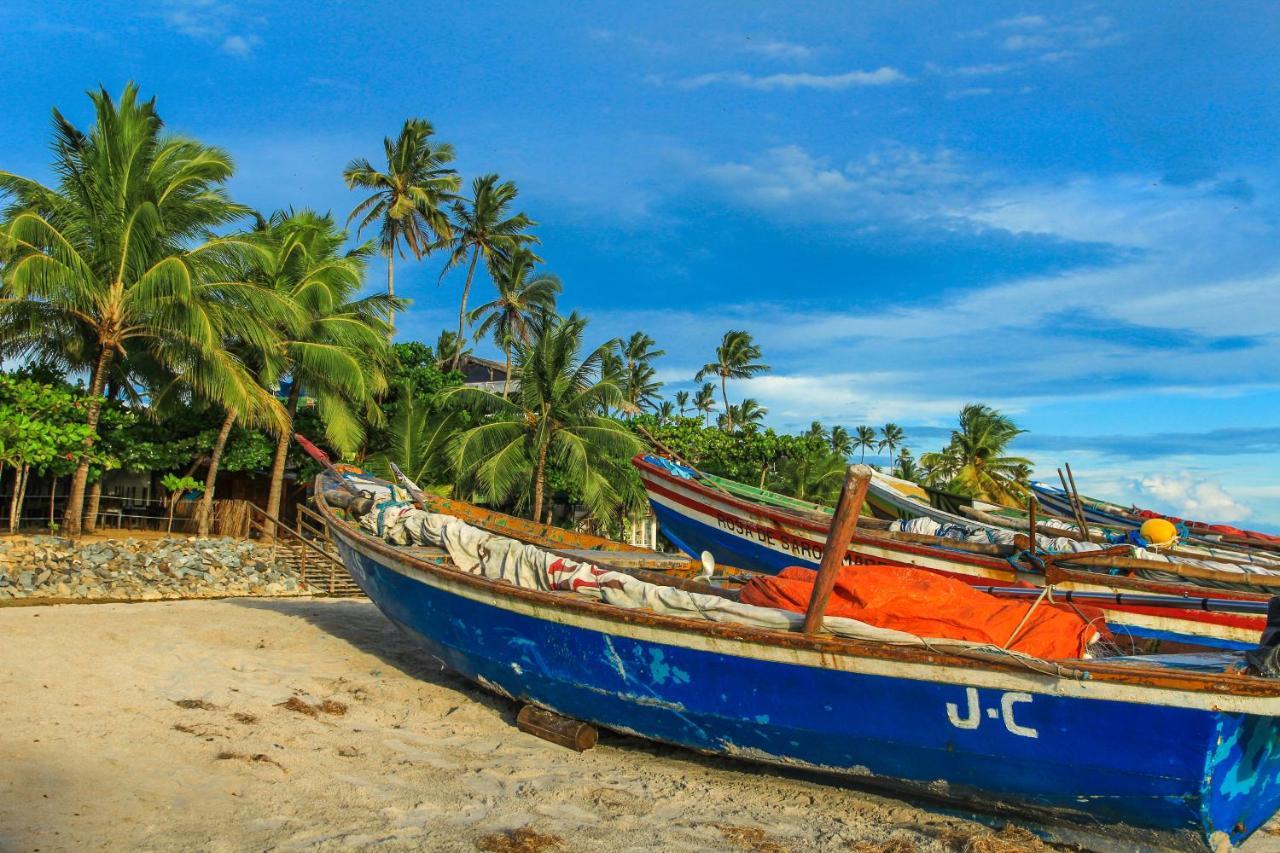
[225,597,1012,843]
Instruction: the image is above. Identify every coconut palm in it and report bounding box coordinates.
[434,330,470,372]
[674,390,689,416]
[343,118,458,340]
[695,330,770,432]
[893,448,921,483]
[854,425,877,463]
[918,404,1032,505]
[0,83,260,535]
[655,400,675,424]
[151,264,295,535]
[830,425,852,458]
[438,174,538,371]
[878,423,905,462]
[619,332,665,416]
[367,380,465,492]
[446,313,641,523]
[253,210,393,523]
[467,247,560,397]
[693,383,716,425]
[730,398,767,433]
[806,420,828,441]
[777,450,847,504]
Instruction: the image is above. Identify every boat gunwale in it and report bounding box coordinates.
[314,478,1280,701]
[635,455,1011,572]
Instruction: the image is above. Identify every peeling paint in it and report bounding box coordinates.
[647,647,690,686]
[603,636,628,681]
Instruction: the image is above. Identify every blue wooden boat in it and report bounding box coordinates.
[315,476,1280,850]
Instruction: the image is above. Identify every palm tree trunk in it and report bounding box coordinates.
[502,344,512,399]
[64,346,114,537]
[197,410,236,536]
[453,249,481,372]
[265,383,302,539]
[720,373,731,432]
[386,247,396,341]
[84,479,102,533]
[532,438,549,523]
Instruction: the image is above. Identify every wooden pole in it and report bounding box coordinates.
[802,465,873,635]
[1057,467,1089,539]
[1027,496,1036,550]
[1064,463,1089,531]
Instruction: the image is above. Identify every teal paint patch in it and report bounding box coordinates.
[647,648,690,685]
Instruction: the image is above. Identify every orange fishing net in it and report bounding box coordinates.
[739,565,1101,659]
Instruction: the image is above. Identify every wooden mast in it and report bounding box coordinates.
[803,465,873,635]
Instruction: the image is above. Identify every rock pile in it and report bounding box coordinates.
[0,535,313,602]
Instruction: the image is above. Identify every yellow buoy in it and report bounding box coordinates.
[1140,518,1179,548]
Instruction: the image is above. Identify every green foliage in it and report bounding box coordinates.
[695,330,769,431]
[161,473,204,494]
[367,382,466,492]
[633,414,829,490]
[447,313,642,523]
[918,404,1031,505]
[439,173,540,371]
[0,375,95,475]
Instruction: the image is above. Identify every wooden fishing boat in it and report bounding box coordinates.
[633,454,1276,650]
[314,468,1280,851]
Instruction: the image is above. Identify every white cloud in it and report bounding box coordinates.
[220,34,259,56]
[702,142,975,223]
[954,63,1014,76]
[742,39,814,62]
[160,0,260,55]
[991,12,1123,55]
[675,67,908,91]
[946,87,996,99]
[1137,473,1252,523]
[995,14,1048,29]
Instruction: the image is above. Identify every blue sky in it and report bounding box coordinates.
[2,2,1278,528]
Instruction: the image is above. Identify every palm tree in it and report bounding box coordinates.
[778,451,847,504]
[254,210,393,523]
[830,425,852,458]
[467,247,560,397]
[854,425,877,463]
[438,174,538,371]
[446,313,641,523]
[434,330,470,372]
[655,400,675,424]
[878,423,905,462]
[918,404,1032,505]
[619,332,665,416]
[893,448,921,483]
[693,383,717,425]
[674,390,689,416]
[0,83,251,535]
[735,398,767,432]
[343,119,458,340]
[806,420,828,441]
[695,330,770,431]
[368,381,465,492]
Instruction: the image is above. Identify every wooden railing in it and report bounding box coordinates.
[247,503,361,596]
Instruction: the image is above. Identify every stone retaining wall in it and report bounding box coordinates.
[0,535,312,602]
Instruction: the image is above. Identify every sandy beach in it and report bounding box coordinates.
[0,597,1085,852]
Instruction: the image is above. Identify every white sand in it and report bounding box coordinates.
[0,599,1273,852]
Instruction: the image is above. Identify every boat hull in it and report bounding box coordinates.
[634,457,1264,651]
[327,520,1280,851]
